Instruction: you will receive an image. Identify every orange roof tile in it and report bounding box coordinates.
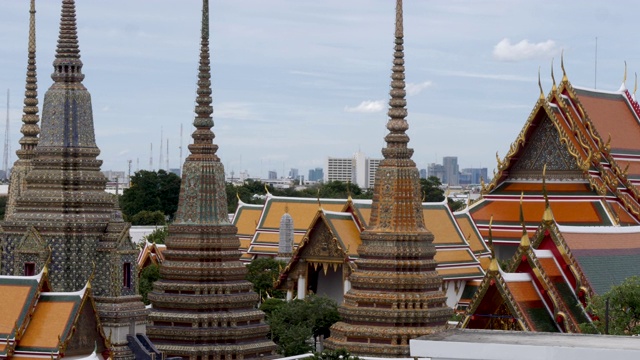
[538,258,563,278]
[249,246,278,254]
[478,256,491,270]
[325,215,361,257]
[609,201,639,225]
[437,267,484,278]
[506,281,542,303]
[253,232,304,246]
[259,198,345,231]
[455,214,488,253]
[473,200,605,225]
[423,206,466,246]
[562,232,640,251]
[576,89,640,153]
[0,284,35,336]
[239,238,251,251]
[19,299,77,350]
[435,249,477,265]
[233,206,262,237]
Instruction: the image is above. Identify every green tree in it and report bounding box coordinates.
[144,226,168,244]
[263,295,340,356]
[582,276,640,335]
[120,170,181,220]
[130,210,166,226]
[138,264,160,305]
[245,258,286,299]
[420,176,445,202]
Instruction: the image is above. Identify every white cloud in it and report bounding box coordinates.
[492,38,559,62]
[215,102,263,122]
[406,81,433,96]
[344,100,386,113]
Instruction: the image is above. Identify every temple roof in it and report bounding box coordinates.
[0,270,106,359]
[238,194,487,282]
[558,225,640,294]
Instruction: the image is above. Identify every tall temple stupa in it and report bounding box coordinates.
[5,0,39,220]
[146,1,276,358]
[324,0,453,357]
[0,1,147,359]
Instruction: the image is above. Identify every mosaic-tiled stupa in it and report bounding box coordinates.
[324,0,453,356]
[0,1,147,358]
[146,1,276,358]
[5,0,39,220]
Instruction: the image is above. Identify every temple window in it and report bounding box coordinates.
[123,262,132,289]
[24,262,36,276]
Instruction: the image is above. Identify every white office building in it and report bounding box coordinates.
[325,151,382,189]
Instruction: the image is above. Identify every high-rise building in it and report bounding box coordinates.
[1,1,147,358]
[308,167,323,182]
[461,167,488,185]
[325,157,353,183]
[325,1,451,355]
[268,170,277,179]
[288,168,299,180]
[443,156,459,185]
[146,1,276,358]
[419,168,427,179]
[428,162,445,181]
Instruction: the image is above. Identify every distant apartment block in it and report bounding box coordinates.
[288,168,299,180]
[325,157,353,183]
[419,168,427,179]
[325,151,382,189]
[268,170,277,180]
[427,163,445,182]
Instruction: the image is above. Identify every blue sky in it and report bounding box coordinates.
[0,1,639,179]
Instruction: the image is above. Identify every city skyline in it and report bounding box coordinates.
[1,1,639,177]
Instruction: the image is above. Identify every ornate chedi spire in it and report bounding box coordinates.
[5,0,40,219]
[324,1,452,356]
[1,2,147,359]
[146,1,276,358]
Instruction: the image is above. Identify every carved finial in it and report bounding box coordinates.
[264,183,270,195]
[52,0,85,83]
[560,50,568,82]
[347,180,352,201]
[634,72,638,99]
[551,58,557,93]
[381,0,411,161]
[624,61,628,85]
[538,67,544,100]
[18,0,40,158]
[542,164,554,222]
[317,189,322,210]
[186,0,218,161]
[284,204,289,214]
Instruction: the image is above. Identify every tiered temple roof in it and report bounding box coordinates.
[146,1,276,358]
[0,269,108,359]
[235,194,489,308]
[471,63,640,251]
[323,0,453,356]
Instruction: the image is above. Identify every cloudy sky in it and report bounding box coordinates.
[0,1,638,179]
